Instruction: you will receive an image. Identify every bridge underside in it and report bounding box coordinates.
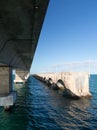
[0,0,49,70]
[0,0,49,109]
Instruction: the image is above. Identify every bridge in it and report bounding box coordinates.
[0,0,49,110]
[33,72,91,99]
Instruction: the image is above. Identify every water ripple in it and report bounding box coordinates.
[0,75,97,130]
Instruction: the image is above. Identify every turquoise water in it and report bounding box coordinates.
[0,75,97,130]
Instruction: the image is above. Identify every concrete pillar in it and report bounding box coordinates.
[0,66,17,110]
[14,69,29,83]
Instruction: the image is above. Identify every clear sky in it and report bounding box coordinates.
[30,0,97,74]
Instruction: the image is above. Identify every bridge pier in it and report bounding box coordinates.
[14,69,29,84]
[0,66,17,110]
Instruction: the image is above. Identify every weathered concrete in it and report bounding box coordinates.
[34,72,91,98]
[0,66,12,96]
[0,91,17,108]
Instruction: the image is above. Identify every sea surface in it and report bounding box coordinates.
[0,75,97,130]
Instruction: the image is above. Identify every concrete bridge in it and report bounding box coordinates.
[0,0,49,110]
[33,72,91,98]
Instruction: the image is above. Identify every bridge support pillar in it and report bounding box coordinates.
[14,69,29,83]
[0,66,17,110]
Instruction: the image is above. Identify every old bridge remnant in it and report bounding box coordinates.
[33,72,91,98]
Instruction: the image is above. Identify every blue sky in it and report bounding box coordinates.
[30,0,97,74]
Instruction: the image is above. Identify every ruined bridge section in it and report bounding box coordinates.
[34,72,91,98]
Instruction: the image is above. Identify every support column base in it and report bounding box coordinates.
[0,91,17,110]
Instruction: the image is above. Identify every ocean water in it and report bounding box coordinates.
[0,75,97,130]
